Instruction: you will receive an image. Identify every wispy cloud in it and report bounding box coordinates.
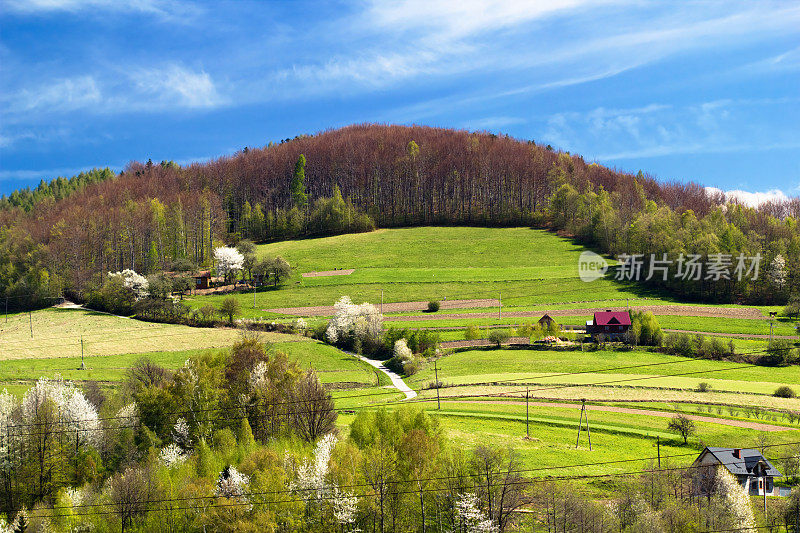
[1,0,196,19]
[1,64,225,119]
[542,98,800,162]
[133,64,225,109]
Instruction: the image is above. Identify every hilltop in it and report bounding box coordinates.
[0,124,797,309]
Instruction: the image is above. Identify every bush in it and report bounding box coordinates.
[465,325,481,340]
[218,297,241,324]
[427,300,440,313]
[696,382,712,393]
[774,386,796,398]
[488,328,511,347]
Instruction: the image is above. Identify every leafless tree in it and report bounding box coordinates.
[290,370,337,442]
[469,445,531,532]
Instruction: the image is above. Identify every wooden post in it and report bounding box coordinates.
[253,283,256,309]
[434,359,440,410]
[80,335,85,370]
[29,311,33,338]
[498,291,502,320]
[585,401,592,451]
[381,289,384,315]
[4,296,7,323]
[525,388,529,438]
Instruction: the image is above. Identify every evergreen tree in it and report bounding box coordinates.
[290,154,308,209]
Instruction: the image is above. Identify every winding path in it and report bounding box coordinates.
[347,351,417,400]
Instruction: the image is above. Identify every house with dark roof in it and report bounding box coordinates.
[692,447,783,496]
[538,314,557,329]
[585,310,631,341]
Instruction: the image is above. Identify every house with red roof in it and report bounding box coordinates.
[585,310,631,341]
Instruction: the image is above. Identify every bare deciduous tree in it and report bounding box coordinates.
[290,370,337,442]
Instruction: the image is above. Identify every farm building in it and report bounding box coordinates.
[193,270,212,290]
[585,310,631,340]
[538,314,557,329]
[692,447,783,497]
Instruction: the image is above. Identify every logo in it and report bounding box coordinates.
[578,251,608,282]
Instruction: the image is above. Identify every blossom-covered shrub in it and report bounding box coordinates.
[455,493,498,533]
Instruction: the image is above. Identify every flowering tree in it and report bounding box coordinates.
[714,468,756,531]
[159,443,187,467]
[108,269,149,300]
[455,493,498,533]
[325,296,383,353]
[214,246,244,284]
[214,465,250,503]
[21,377,101,447]
[289,433,359,526]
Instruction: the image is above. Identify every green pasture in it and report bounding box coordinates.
[409,348,800,392]
[185,227,681,315]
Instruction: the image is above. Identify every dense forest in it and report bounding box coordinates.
[0,124,797,309]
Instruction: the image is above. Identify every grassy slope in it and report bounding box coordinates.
[185,227,672,315]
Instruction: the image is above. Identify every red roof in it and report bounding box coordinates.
[593,311,631,326]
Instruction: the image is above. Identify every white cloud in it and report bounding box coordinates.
[705,187,790,207]
[133,64,224,109]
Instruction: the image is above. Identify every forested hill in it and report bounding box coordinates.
[0,123,798,308]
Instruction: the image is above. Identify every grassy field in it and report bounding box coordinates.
[184,227,680,316]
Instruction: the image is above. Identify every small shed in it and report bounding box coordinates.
[193,270,211,290]
[692,447,783,496]
[538,314,557,329]
[586,310,631,340]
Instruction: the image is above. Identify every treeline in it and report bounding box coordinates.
[549,178,799,303]
[0,167,117,212]
[1,124,798,309]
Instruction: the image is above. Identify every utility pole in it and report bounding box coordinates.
[576,399,592,450]
[29,311,33,338]
[80,335,85,370]
[657,436,661,468]
[525,387,530,438]
[498,291,502,320]
[4,296,7,323]
[381,289,384,315]
[434,359,441,410]
[253,282,256,309]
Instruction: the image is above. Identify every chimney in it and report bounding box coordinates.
[733,449,741,459]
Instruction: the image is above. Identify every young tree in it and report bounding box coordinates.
[667,414,696,444]
[218,297,241,324]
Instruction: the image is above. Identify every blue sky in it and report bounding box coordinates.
[1,0,798,203]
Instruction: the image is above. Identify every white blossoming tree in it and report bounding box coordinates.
[214,465,250,502]
[21,377,101,447]
[325,296,383,353]
[455,493,498,533]
[108,269,149,300]
[214,246,245,285]
[289,433,359,527]
[714,468,756,531]
[159,443,188,467]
